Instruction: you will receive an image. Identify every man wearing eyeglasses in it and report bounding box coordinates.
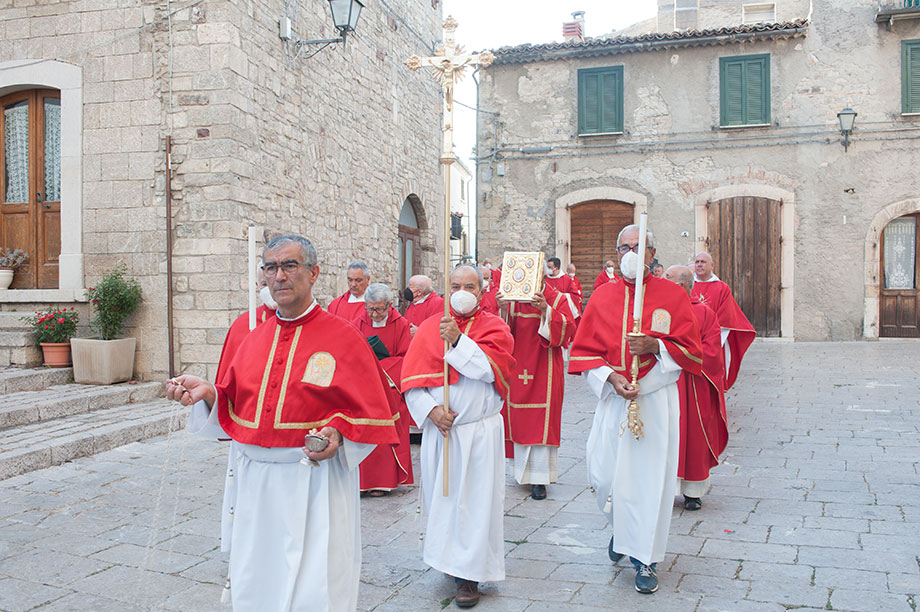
[166,234,398,612]
[569,225,702,595]
[328,260,372,321]
[350,283,414,496]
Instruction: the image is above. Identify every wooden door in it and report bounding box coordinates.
[0,89,61,289]
[570,199,633,302]
[880,214,920,337]
[707,196,781,337]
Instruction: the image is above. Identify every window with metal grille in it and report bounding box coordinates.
[719,54,771,127]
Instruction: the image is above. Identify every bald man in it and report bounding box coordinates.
[691,252,755,390]
[665,265,728,511]
[404,274,444,335]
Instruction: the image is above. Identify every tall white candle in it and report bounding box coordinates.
[632,212,648,327]
[248,226,257,331]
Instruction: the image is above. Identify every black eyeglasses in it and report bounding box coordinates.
[365,306,388,314]
[262,260,306,277]
[617,244,651,255]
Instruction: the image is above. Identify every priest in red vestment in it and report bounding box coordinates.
[568,225,702,594]
[167,235,398,612]
[401,264,515,607]
[593,259,618,290]
[479,265,501,316]
[350,283,414,495]
[691,252,755,389]
[666,265,728,512]
[544,257,581,333]
[503,282,576,500]
[566,264,584,313]
[404,274,445,332]
[327,260,371,321]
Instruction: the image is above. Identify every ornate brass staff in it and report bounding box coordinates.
[406,17,494,496]
[624,212,648,440]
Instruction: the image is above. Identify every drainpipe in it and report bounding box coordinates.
[165,136,175,378]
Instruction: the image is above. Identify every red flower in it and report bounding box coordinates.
[58,318,65,323]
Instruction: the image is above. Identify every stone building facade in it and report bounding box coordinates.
[476,0,920,341]
[0,0,445,379]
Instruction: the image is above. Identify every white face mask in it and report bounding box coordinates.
[259,286,278,310]
[619,251,640,280]
[482,279,490,290]
[605,266,615,275]
[484,263,492,270]
[450,290,478,316]
[567,272,575,278]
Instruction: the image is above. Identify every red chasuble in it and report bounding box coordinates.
[568,275,703,380]
[503,285,576,455]
[545,273,582,315]
[401,307,516,401]
[479,283,500,316]
[216,305,274,385]
[692,280,755,390]
[677,300,728,485]
[569,275,584,311]
[217,307,399,447]
[593,270,618,291]
[326,291,366,322]
[404,293,445,328]
[351,307,414,490]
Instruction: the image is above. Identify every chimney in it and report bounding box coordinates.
[562,10,585,43]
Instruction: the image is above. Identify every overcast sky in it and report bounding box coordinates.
[439,0,659,162]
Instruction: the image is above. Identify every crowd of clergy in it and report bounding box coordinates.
[165,228,755,611]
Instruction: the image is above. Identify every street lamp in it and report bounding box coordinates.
[280,0,365,55]
[837,107,857,152]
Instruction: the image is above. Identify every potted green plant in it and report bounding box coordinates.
[71,264,143,384]
[0,248,28,290]
[22,306,79,367]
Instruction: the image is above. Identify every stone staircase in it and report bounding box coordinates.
[0,366,187,480]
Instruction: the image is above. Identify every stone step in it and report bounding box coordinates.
[0,380,163,429]
[0,366,73,394]
[0,399,188,480]
[0,330,42,367]
[0,311,32,328]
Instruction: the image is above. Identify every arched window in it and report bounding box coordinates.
[398,197,421,302]
[1,88,61,289]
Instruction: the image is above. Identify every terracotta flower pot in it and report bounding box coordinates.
[40,342,72,368]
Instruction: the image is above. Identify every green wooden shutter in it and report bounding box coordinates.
[578,66,623,135]
[720,54,770,126]
[903,40,920,114]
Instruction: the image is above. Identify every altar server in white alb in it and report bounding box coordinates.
[568,225,702,595]
[166,234,397,612]
[401,264,516,608]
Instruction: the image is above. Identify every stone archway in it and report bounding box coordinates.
[693,184,795,339]
[863,198,920,339]
[554,186,648,266]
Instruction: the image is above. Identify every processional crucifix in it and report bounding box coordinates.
[406,17,494,496]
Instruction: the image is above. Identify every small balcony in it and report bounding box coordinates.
[877,0,920,29]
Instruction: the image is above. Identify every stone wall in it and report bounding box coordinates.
[0,0,444,380]
[477,0,920,341]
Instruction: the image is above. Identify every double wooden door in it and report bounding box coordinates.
[880,214,920,337]
[0,89,61,289]
[706,196,782,337]
[570,199,633,302]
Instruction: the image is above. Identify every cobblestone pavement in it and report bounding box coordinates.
[0,341,918,611]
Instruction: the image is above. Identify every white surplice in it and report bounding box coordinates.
[187,401,373,612]
[405,334,505,583]
[583,340,682,567]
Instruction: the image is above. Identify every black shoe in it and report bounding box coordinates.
[684,496,702,511]
[531,484,546,500]
[607,535,623,563]
[635,564,658,594]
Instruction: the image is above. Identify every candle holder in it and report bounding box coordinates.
[624,331,645,441]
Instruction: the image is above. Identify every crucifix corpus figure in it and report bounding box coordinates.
[401,16,515,609]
